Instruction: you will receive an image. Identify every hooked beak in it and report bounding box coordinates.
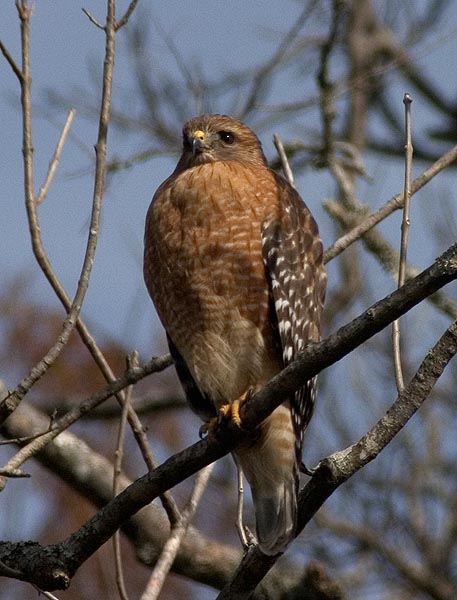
[190,129,206,155]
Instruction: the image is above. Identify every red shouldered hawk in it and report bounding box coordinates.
[144,114,326,555]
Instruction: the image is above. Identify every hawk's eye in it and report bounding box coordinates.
[218,131,235,144]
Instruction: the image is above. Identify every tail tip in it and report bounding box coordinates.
[254,489,297,555]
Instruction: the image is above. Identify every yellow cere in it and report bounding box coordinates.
[192,130,206,140]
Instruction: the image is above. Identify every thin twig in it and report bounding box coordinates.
[0,416,54,445]
[113,353,136,600]
[1,0,114,425]
[140,465,214,600]
[324,200,457,319]
[317,0,342,171]
[317,0,362,320]
[50,392,185,419]
[82,7,105,30]
[400,93,413,291]
[115,0,138,30]
[392,94,413,391]
[273,133,295,187]
[0,467,30,478]
[0,6,165,516]
[0,354,172,491]
[36,108,75,204]
[122,400,181,526]
[0,39,24,82]
[0,80,176,515]
[4,6,161,509]
[239,2,318,117]
[324,143,457,263]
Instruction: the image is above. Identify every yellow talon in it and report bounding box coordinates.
[221,389,252,428]
[229,397,242,427]
[219,404,231,418]
[200,390,253,439]
[219,400,241,426]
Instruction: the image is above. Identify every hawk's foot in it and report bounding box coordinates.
[220,388,253,429]
[199,389,253,440]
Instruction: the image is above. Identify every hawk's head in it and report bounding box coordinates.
[176,114,268,170]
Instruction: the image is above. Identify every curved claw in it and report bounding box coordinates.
[300,461,318,476]
[199,419,218,440]
[199,422,209,439]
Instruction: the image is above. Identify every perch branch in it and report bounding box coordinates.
[0,244,456,591]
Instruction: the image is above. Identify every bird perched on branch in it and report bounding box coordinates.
[144,114,326,555]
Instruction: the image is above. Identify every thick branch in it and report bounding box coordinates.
[0,401,241,591]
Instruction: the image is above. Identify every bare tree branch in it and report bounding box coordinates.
[36,108,75,204]
[0,353,172,490]
[0,399,304,597]
[316,512,454,600]
[324,143,457,263]
[273,133,295,187]
[115,0,139,31]
[140,464,214,600]
[324,200,457,319]
[0,39,23,82]
[0,5,160,503]
[392,93,413,391]
[0,244,456,591]
[0,0,116,424]
[112,355,134,600]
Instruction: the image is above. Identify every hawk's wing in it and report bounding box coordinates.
[261,174,326,459]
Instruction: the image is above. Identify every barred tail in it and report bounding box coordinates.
[236,403,298,555]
